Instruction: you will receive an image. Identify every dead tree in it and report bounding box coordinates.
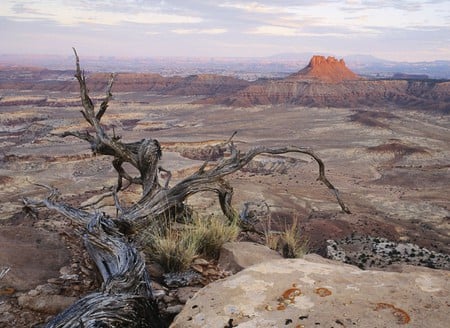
[23,49,350,327]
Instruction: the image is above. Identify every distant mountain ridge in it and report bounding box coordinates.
[0,68,250,97]
[0,56,449,113]
[1,53,449,79]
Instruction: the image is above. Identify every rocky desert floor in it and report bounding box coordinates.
[0,90,449,326]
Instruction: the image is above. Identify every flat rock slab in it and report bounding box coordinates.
[218,242,283,273]
[171,256,449,328]
[0,225,70,290]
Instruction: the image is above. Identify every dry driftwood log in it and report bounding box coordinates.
[23,49,350,327]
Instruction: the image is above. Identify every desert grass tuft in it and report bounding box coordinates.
[141,221,197,273]
[141,213,240,272]
[189,214,240,258]
[262,213,309,258]
[261,214,280,251]
[280,216,309,258]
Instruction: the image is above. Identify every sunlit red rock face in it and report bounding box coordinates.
[201,56,450,112]
[287,55,361,82]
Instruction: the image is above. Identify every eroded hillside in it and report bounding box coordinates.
[1,57,449,113]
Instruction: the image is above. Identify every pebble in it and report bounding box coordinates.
[60,274,79,281]
[80,265,91,276]
[59,266,72,276]
[147,262,165,278]
[163,295,176,303]
[35,284,61,295]
[176,287,200,304]
[28,289,40,297]
[165,304,184,314]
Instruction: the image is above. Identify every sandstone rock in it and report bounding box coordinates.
[18,294,78,314]
[218,242,283,273]
[288,55,360,82]
[171,256,449,328]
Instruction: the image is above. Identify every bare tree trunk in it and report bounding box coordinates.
[23,49,350,327]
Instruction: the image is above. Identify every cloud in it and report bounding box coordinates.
[219,0,450,33]
[248,25,298,36]
[247,24,359,38]
[171,28,227,35]
[145,31,160,35]
[218,2,286,14]
[0,0,449,61]
[0,0,202,26]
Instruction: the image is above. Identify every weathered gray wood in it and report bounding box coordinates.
[23,194,164,327]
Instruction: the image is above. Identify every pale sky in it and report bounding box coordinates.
[1,0,449,62]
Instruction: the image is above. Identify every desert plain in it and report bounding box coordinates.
[0,86,449,325]
[1,87,449,253]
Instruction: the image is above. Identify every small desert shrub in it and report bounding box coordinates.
[280,217,309,258]
[143,222,197,272]
[188,214,240,258]
[262,213,309,258]
[141,213,240,272]
[265,233,281,251]
[261,214,281,251]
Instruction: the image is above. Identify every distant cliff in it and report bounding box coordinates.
[1,58,449,113]
[205,79,450,113]
[0,68,250,96]
[287,55,361,82]
[201,56,450,113]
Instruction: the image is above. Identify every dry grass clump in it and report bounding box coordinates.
[188,215,240,258]
[263,214,309,258]
[141,213,240,272]
[142,222,197,273]
[280,217,309,258]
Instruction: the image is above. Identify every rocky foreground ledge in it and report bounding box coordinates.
[171,252,449,328]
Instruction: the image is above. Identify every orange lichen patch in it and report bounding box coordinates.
[271,284,303,311]
[282,287,302,300]
[277,303,286,311]
[314,287,332,297]
[375,302,411,324]
[0,287,15,296]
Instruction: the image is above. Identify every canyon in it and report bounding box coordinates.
[1,55,449,113]
[0,56,449,326]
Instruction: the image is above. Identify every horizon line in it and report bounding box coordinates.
[1,52,450,64]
